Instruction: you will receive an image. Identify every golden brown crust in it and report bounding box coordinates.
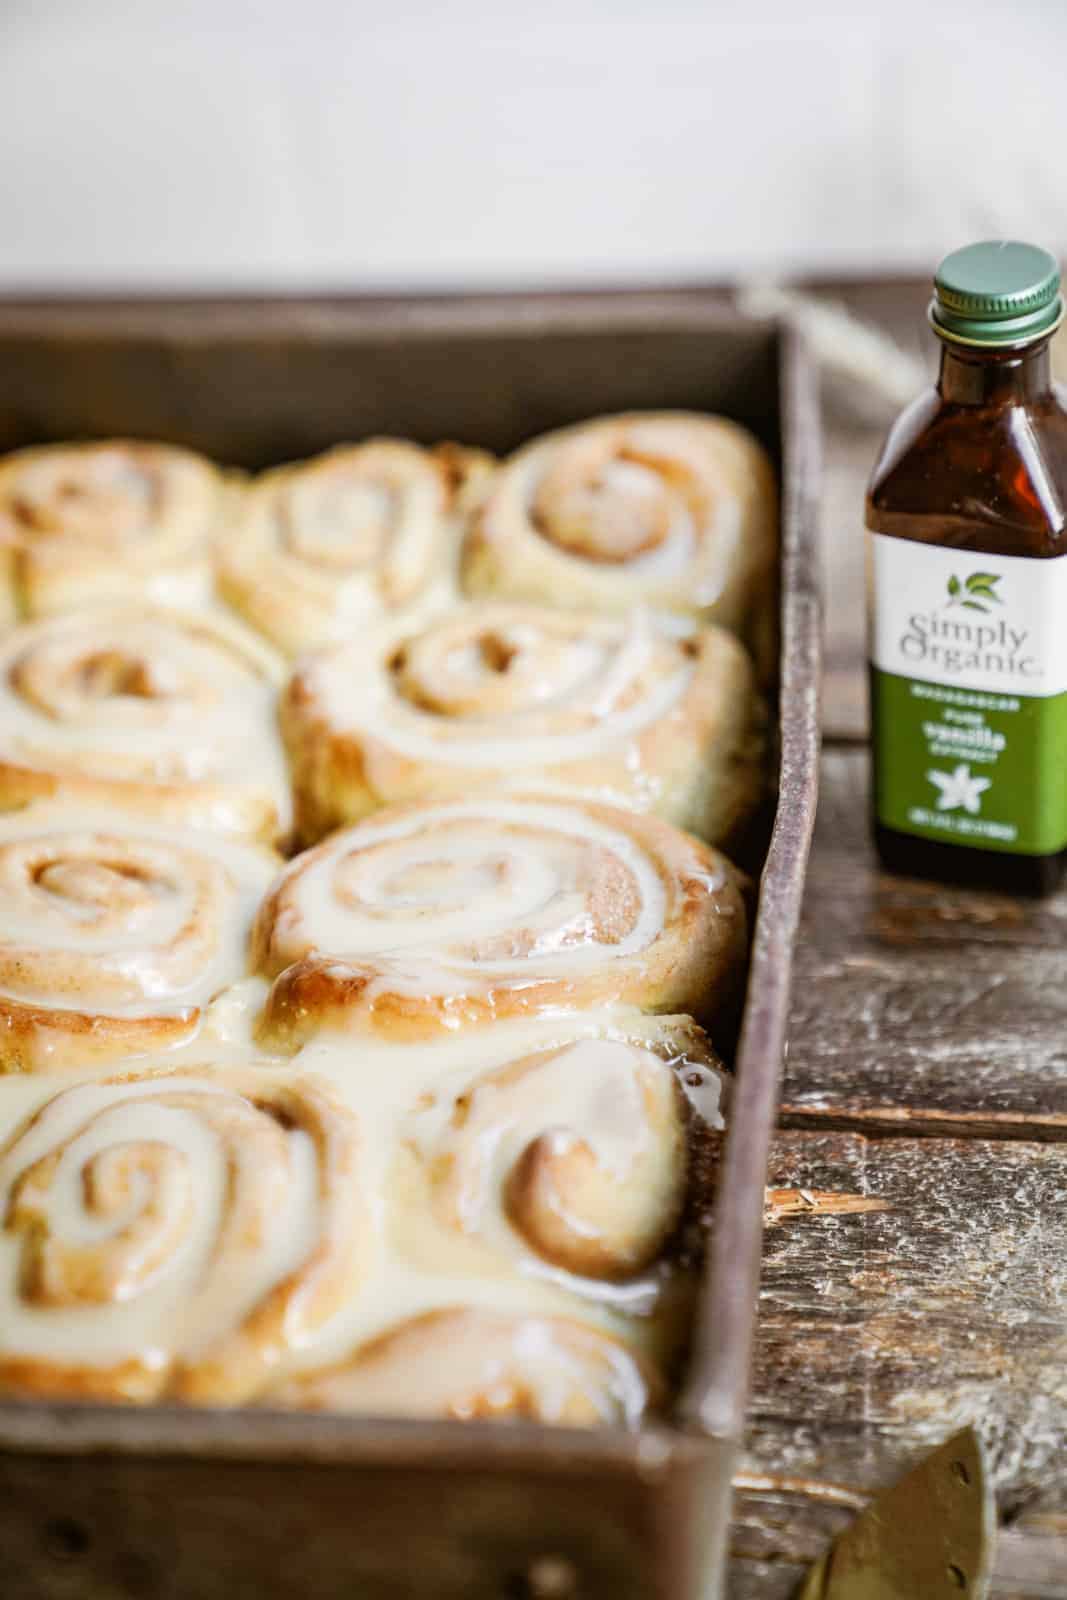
[400,1029,700,1282]
[253,793,748,1049]
[0,998,197,1075]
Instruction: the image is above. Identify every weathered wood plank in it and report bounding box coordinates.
[729,1126,1066,1593]
[993,1530,1067,1599]
[744,1130,1067,1515]
[782,747,1067,1126]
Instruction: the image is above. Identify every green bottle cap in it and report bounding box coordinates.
[930,240,1063,348]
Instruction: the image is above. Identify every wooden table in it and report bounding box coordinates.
[727,283,1067,1599]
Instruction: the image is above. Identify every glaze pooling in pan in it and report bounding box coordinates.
[262,1308,662,1425]
[0,1012,725,1417]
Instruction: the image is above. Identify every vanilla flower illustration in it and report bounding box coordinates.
[926,763,991,814]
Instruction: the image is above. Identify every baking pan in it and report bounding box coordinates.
[0,292,821,1600]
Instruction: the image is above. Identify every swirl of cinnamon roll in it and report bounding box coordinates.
[0,1066,364,1403]
[462,413,778,677]
[262,1308,660,1425]
[217,440,494,657]
[0,605,290,844]
[0,440,229,623]
[253,794,747,1048]
[0,807,278,1071]
[399,1028,727,1281]
[282,602,764,848]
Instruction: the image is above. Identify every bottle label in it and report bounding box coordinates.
[869,533,1067,855]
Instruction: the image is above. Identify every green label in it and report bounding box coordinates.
[872,670,1067,855]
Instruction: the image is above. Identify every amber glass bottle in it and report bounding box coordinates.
[867,240,1067,894]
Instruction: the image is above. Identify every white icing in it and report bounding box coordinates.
[0,442,224,618]
[678,1060,727,1129]
[0,1076,319,1371]
[0,606,291,831]
[0,807,275,1025]
[506,418,743,602]
[466,414,776,667]
[306,604,695,770]
[220,441,483,654]
[264,796,671,981]
[0,1011,720,1389]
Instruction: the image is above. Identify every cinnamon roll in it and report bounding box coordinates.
[217,440,494,657]
[0,605,290,844]
[261,1013,720,1423]
[0,1011,721,1416]
[0,1066,363,1403]
[253,794,748,1048]
[0,440,229,621]
[282,602,764,848]
[390,1011,726,1284]
[0,807,278,1072]
[462,413,778,677]
[262,1308,660,1425]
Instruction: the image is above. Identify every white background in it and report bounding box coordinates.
[1,0,1063,290]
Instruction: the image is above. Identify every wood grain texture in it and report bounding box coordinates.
[728,1125,1067,1595]
[782,747,1067,1129]
[724,1542,1067,1600]
[748,1131,1067,1508]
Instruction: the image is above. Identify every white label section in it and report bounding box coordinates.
[869,534,1067,699]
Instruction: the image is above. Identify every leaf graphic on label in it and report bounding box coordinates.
[948,575,961,598]
[966,572,1001,602]
[960,599,990,612]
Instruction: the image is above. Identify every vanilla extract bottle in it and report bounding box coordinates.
[868,240,1067,894]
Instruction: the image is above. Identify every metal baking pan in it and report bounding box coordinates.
[0,291,821,1600]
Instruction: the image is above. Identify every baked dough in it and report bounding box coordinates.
[217,439,494,656]
[0,1011,724,1417]
[0,806,278,1071]
[0,1065,363,1402]
[0,605,291,844]
[462,412,778,677]
[282,601,765,848]
[0,439,229,623]
[253,793,748,1047]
